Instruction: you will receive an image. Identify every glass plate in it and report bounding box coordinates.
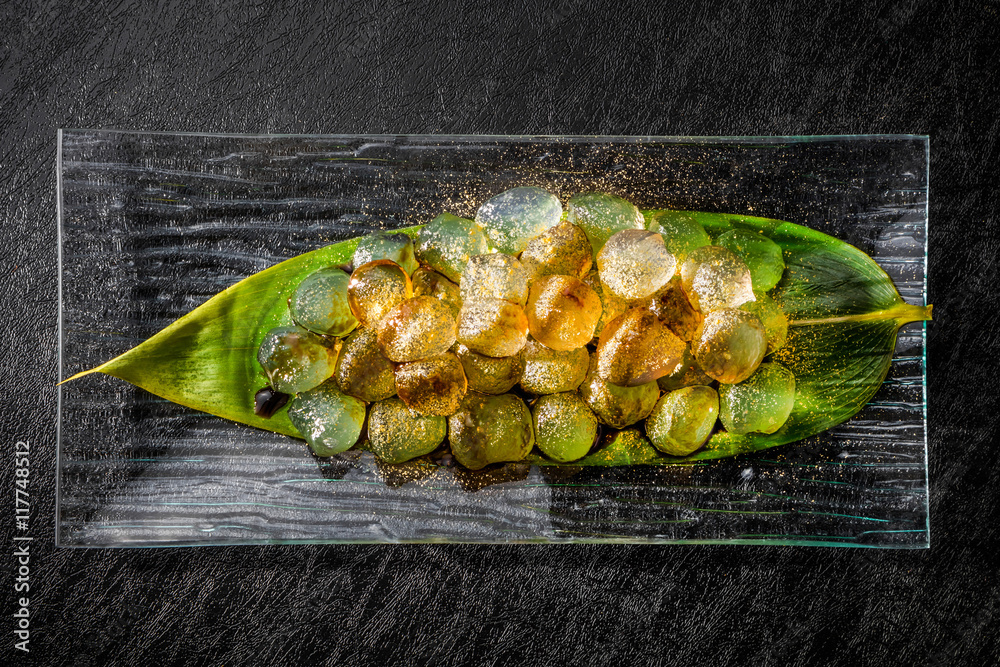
[57,131,929,547]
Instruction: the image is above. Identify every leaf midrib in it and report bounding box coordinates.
[790,303,931,326]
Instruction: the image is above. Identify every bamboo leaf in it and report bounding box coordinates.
[646,210,931,462]
[64,232,411,439]
[66,214,930,464]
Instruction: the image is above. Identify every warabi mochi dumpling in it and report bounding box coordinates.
[353,231,419,276]
[532,392,599,463]
[415,213,489,283]
[411,267,462,318]
[334,326,396,402]
[454,342,524,395]
[680,246,755,313]
[394,352,468,417]
[519,338,589,395]
[289,267,358,337]
[646,385,719,456]
[596,309,686,387]
[519,222,593,281]
[525,275,601,351]
[566,192,645,255]
[460,253,529,307]
[456,298,529,358]
[578,351,659,429]
[447,393,535,470]
[377,296,458,362]
[257,325,340,395]
[693,308,767,384]
[367,397,447,464]
[596,229,676,301]
[347,260,413,328]
[287,380,366,457]
[475,186,563,255]
[718,362,796,435]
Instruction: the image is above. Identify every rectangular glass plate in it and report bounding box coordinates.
[57,131,929,547]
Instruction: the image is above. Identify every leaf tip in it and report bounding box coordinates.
[57,366,105,386]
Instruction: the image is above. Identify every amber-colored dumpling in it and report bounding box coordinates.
[596,308,686,387]
[456,298,529,358]
[377,296,457,362]
[525,275,601,351]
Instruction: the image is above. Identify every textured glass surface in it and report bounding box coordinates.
[57,131,929,547]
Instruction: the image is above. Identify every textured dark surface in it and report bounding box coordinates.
[1,1,997,665]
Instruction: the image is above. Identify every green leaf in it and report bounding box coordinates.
[64,228,415,439]
[639,210,931,462]
[66,214,930,465]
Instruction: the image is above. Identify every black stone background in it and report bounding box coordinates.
[1,1,997,665]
